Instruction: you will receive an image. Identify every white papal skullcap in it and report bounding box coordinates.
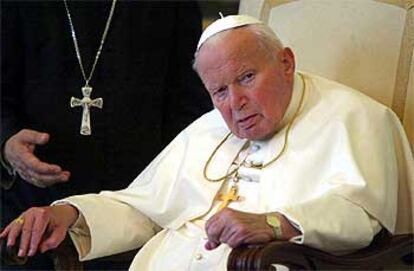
[196,14,263,51]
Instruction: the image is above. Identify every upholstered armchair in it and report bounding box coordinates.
[227,231,413,270]
[2,1,413,270]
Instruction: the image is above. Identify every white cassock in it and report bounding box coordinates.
[56,73,414,271]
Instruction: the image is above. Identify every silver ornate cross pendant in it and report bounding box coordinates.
[70,86,103,135]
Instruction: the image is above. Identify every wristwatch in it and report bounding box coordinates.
[265,214,282,239]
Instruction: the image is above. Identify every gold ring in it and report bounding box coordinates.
[14,216,24,225]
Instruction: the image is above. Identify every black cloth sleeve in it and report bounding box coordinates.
[1,2,25,188]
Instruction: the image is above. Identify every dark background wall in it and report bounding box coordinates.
[197,0,240,28]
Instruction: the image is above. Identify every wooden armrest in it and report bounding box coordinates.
[228,232,413,271]
[0,236,28,266]
[49,236,84,271]
[2,235,139,271]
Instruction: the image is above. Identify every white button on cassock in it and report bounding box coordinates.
[195,253,203,260]
[251,144,261,152]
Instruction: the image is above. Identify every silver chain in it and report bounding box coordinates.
[63,0,117,87]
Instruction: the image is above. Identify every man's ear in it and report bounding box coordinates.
[279,48,295,76]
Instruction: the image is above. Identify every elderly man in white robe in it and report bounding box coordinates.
[1,15,413,271]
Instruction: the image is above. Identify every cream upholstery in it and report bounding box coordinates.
[239,0,414,150]
[406,46,414,149]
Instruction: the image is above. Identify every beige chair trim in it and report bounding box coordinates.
[256,0,414,121]
[375,0,414,10]
[392,4,413,120]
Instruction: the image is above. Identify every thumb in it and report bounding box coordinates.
[205,240,220,250]
[21,130,50,146]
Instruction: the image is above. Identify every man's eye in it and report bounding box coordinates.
[214,87,227,99]
[240,72,255,83]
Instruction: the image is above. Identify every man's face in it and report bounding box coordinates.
[195,28,295,140]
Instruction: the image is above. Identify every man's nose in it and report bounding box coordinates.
[229,85,247,111]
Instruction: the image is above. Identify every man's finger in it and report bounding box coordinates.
[205,211,220,230]
[28,215,50,256]
[28,170,71,184]
[221,227,243,248]
[15,158,70,187]
[205,220,221,244]
[0,225,11,239]
[205,211,228,244]
[19,130,49,146]
[204,240,220,250]
[15,168,46,187]
[21,152,62,174]
[6,217,26,248]
[18,215,35,257]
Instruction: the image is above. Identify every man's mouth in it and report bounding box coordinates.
[237,114,258,130]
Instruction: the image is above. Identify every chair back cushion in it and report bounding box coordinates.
[239,0,414,150]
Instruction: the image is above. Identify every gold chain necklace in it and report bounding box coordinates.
[203,73,307,182]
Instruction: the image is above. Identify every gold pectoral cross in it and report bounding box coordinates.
[217,185,242,211]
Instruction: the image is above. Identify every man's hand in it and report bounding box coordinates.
[205,208,301,250]
[204,208,274,250]
[4,129,70,187]
[0,205,79,257]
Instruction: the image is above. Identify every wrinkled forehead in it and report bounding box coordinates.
[194,26,275,75]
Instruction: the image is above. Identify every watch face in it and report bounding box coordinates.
[267,215,281,227]
[266,215,282,239]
